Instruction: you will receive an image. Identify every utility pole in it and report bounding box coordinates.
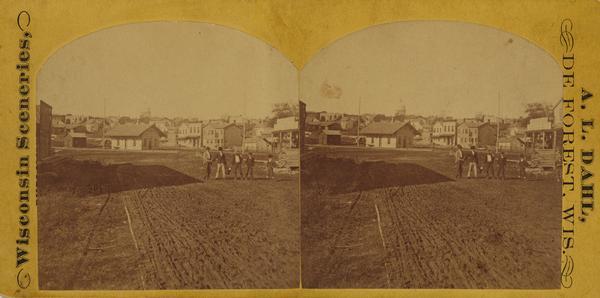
[496,91,501,152]
[102,97,106,149]
[242,94,247,153]
[357,97,361,146]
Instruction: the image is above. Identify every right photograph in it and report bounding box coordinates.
[299,21,562,289]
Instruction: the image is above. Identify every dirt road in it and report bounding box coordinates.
[301,148,560,288]
[38,150,299,289]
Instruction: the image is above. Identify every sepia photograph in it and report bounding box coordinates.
[36,22,299,290]
[300,21,562,289]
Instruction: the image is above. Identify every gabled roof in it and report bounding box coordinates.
[179,121,204,128]
[105,124,166,137]
[319,120,339,127]
[68,132,87,138]
[323,129,342,136]
[52,119,65,127]
[360,121,418,135]
[458,120,488,128]
[433,119,457,125]
[204,122,236,129]
[498,136,526,144]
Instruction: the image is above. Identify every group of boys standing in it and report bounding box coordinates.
[201,146,276,180]
[454,145,528,180]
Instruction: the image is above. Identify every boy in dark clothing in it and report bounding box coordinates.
[266,154,275,179]
[518,153,527,180]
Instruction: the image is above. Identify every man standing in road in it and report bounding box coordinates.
[467,146,478,179]
[215,147,227,179]
[518,153,527,180]
[485,149,495,179]
[203,146,212,180]
[454,145,464,179]
[496,151,507,180]
[245,152,255,180]
[266,154,275,179]
[232,150,243,180]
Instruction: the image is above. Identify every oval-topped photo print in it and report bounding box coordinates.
[299,21,562,289]
[36,22,300,290]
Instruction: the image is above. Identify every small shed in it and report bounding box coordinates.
[64,132,87,148]
[319,129,342,145]
[105,124,166,150]
[360,122,419,148]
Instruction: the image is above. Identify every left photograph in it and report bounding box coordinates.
[36,22,300,290]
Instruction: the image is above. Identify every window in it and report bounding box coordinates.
[387,137,390,144]
[133,139,136,146]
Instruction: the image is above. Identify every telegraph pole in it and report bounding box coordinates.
[102,97,106,149]
[357,97,361,146]
[242,93,247,153]
[496,91,501,152]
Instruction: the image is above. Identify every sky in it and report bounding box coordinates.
[37,22,297,119]
[300,21,563,119]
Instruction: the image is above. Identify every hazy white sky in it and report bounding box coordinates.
[300,21,562,118]
[38,22,297,119]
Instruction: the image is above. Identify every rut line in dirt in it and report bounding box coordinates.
[383,185,437,286]
[137,187,190,287]
[63,190,112,289]
[386,185,452,286]
[127,171,162,289]
[165,189,235,287]
[132,187,173,288]
[422,184,516,287]
[123,198,139,251]
[128,188,164,288]
[171,188,261,287]
[133,186,246,288]
[322,191,364,281]
[380,187,409,285]
[374,203,391,288]
[150,188,215,286]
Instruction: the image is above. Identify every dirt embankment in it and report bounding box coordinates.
[38,156,198,196]
[301,154,452,194]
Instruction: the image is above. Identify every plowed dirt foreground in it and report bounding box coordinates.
[302,149,560,288]
[38,150,299,289]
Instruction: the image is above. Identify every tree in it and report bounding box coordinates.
[118,116,132,124]
[525,102,552,119]
[373,114,387,122]
[271,103,298,119]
